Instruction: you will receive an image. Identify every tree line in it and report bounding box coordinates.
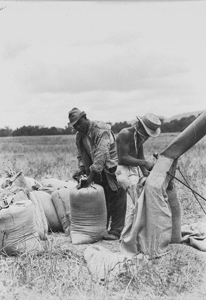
[110,115,197,134]
[0,115,198,137]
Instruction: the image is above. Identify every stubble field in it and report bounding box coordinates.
[0,133,206,300]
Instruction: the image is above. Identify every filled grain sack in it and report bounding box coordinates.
[0,200,43,256]
[29,191,49,240]
[40,178,77,194]
[25,177,42,190]
[0,173,41,191]
[70,184,107,244]
[0,186,30,206]
[31,191,62,233]
[51,188,71,234]
[0,176,15,189]
[0,177,8,188]
[11,172,33,191]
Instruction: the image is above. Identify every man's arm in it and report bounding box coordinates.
[72,134,86,181]
[77,147,85,171]
[116,129,153,171]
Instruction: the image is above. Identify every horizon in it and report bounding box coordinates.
[1,109,203,131]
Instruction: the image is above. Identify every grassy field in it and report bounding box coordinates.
[0,133,206,300]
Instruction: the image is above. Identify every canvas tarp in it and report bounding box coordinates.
[120,155,181,257]
[120,111,206,257]
[181,222,206,251]
[84,245,148,282]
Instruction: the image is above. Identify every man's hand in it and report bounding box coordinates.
[77,172,95,189]
[77,175,88,189]
[153,152,159,160]
[142,169,150,177]
[72,169,86,181]
[145,161,154,171]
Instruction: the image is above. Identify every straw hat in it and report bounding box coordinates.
[136,113,161,137]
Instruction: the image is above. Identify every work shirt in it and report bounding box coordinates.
[76,120,118,190]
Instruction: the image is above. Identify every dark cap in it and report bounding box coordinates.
[68,107,86,126]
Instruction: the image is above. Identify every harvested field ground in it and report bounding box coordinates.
[0,133,206,300]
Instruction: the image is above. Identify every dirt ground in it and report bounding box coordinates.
[50,231,121,257]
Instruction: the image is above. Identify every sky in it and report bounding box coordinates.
[0,0,206,129]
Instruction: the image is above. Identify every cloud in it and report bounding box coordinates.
[2,41,29,60]
[18,42,189,98]
[0,1,206,130]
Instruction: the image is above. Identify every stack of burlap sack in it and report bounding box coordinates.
[0,172,108,256]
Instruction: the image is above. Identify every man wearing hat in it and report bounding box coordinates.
[116,113,161,204]
[68,107,127,240]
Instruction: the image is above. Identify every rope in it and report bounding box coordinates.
[167,170,206,215]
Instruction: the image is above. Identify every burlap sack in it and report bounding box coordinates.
[0,201,43,256]
[51,188,71,235]
[70,184,107,244]
[29,191,49,240]
[31,191,62,233]
[121,156,177,257]
[40,178,77,195]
